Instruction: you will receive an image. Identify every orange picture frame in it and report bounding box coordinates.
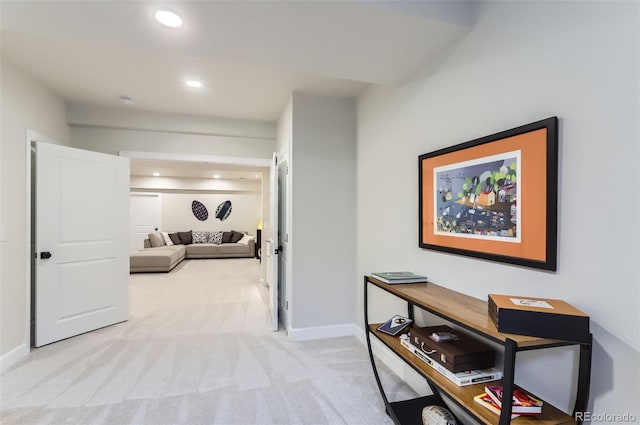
[419,117,558,270]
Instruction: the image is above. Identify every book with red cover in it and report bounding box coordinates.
[485,385,543,415]
[473,393,520,419]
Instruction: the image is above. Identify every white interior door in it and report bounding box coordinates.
[35,142,130,347]
[268,152,279,331]
[130,193,160,251]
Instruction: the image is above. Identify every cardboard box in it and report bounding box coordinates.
[409,325,495,373]
[488,294,590,343]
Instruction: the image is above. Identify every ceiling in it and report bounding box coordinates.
[1,1,476,179]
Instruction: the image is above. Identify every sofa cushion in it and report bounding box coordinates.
[177,231,192,245]
[218,243,251,255]
[222,231,233,243]
[169,233,182,245]
[148,232,165,247]
[185,243,219,257]
[192,231,209,244]
[237,233,254,245]
[209,231,223,245]
[130,248,183,272]
[230,230,244,243]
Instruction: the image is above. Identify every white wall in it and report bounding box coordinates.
[67,104,275,140]
[0,60,70,369]
[68,104,276,160]
[357,0,639,420]
[153,191,261,234]
[130,175,261,234]
[70,126,275,159]
[290,93,357,334]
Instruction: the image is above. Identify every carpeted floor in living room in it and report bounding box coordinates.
[0,258,416,425]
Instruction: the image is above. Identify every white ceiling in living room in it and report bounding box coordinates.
[0,1,476,122]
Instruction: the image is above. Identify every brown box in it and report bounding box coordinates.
[408,325,495,373]
[488,294,590,343]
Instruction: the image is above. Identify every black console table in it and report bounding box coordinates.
[364,275,591,425]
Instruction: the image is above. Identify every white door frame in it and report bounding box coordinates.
[277,153,293,334]
[24,130,59,355]
[122,150,294,332]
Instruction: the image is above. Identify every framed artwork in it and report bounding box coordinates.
[419,117,558,270]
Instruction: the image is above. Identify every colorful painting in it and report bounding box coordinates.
[434,151,521,242]
[419,117,558,271]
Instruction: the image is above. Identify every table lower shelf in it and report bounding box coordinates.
[387,395,452,425]
[369,325,576,425]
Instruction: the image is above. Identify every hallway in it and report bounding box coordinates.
[1,259,414,424]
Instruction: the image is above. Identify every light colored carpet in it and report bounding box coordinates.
[1,259,415,425]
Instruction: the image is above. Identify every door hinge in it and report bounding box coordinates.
[285,301,289,310]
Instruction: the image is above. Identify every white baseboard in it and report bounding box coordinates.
[288,323,357,341]
[0,343,29,373]
[354,325,366,344]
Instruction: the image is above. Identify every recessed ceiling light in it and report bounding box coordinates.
[185,79,203,89]
[213,174,220,179]
[155,10,182,28]
[153,172,160,177]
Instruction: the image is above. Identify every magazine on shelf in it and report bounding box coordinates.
[399,335,502,386]
[473,393,521,419]
[484,385,543,414]
[372,271,428,284]
[377,315,413,336]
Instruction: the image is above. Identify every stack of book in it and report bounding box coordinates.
[372,271,428,284]
[474,385,543,418]
[399,335,502,386]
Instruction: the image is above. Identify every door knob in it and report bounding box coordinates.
[40,251,52,259]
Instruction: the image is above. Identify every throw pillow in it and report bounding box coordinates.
[169,233,182,245]
[177,231,192,245]
[161,232,174,246]
[222,231,234,244]
[237,233,254,245]
[209,231,224,245]
[148,232,165,247]
[230,230,244,243]
[192,230,209,244]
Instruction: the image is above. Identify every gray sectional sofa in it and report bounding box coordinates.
[130,230,256,273]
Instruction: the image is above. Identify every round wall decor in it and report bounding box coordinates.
[215,200,232,221]
[191,200,209,221]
